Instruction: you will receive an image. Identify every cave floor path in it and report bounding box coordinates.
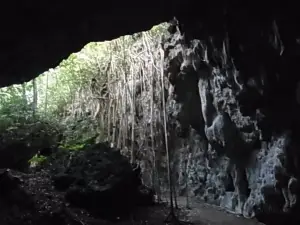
[167,197,265,225]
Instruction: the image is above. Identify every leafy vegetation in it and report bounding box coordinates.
[0,23,170,159]
[29,155,47,166]
[0,20,198,225]
[59,143,86,151]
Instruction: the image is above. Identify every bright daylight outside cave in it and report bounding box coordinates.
[1,6,300,225]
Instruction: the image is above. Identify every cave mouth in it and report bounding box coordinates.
[0,22,170,169]
[0,22,175,224]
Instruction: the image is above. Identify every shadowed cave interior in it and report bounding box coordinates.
[1,1,300,225]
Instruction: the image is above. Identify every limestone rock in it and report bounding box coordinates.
[159,23,300,225]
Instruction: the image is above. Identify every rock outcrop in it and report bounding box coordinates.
[160,19,300,225]
[103,15,300,224]
[0,143,155,225]
[0,121,61,172]
[49,143,154,220]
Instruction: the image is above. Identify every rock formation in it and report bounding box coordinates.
[49,143,154,220]
[160,17,300,225]
[0,143,155,224]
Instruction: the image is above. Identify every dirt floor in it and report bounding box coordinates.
[113,196,265,225]
[174,197,265,225]
[1,169,266,225]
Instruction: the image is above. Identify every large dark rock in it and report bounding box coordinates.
[0,142,38,172]
[0,169,92,225]
[50,143,154,220]
[0,169,34,211]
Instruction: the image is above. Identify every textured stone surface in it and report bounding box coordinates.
[161,22,300,225]
[114,16,300,224]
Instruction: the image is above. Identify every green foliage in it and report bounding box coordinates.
[0,91,32,130]
[59,143,85,151]
[0,22,169,149]
[29,154,47,165]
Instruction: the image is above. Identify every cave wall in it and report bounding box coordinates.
[122,11,300,225]
[110,9,300,223]
[161,14,300,224]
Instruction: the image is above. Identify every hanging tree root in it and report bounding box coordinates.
[164,208,193,225]
[164,209,182,225]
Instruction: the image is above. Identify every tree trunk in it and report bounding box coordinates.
[130,66,136,164]
[21,82,27,105]
[32,78,38,118]
[170,129,179,209]
[44,72,49,116]
[160,47,180,224]
[185,151,192,209]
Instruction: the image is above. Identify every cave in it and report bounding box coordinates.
[1,1,300,225]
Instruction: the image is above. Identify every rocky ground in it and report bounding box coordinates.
[0,169,197,225]
[0,140,269,225]
[0,142,159,225]
[176,197,264,225]
[0,166,266,225]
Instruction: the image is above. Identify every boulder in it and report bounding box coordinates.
[0,169,34,209]
[0,142,38,172]
[50,143,154,220]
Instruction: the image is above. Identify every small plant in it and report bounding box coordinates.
[59,143,86,151]
[29,154,47,167]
